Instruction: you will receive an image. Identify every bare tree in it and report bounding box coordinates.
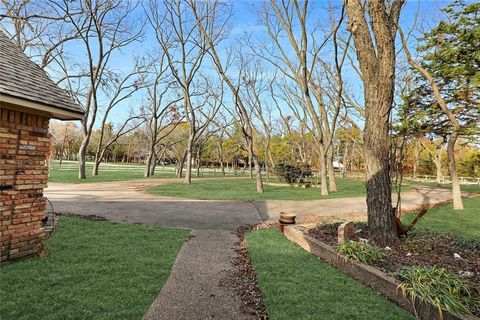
[345,0,405,245]
[0,0,82,69]
[271,81,311,166]
[311,11,351,192]
[140,53,184,177]
[243,61,276,180]
[211,111,236,176]
[419,138,445,186]
[189,0,264,193]
[48,0,143,179]
[92,63,147,176]
[145,0,215,184]
[250,0,347,195]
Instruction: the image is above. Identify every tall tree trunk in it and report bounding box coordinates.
[92,155,100,176]
[248,152,253,179]
[92,149,101,176]
[184,135,194,184]
[341,140,349,178]
[447,131,463,209]
[196,149,201,178]
[264,148,270,181]
[364,95,396,245]
[145,152,153,177]
[59,125,68,168]
[220,161,225,175]
[319,146,328,196]
[145,138,156,177]
[433,152,443,186]
[146,148,158,177]
[150,152,158,176]
[327,147,337,192]
[78,142,88,179]
[253,155,264,193]
[413,142,420,178]
[217,143,226,176]
[247,138,264,193]
[345,0,404,245]
[176,160,184,178]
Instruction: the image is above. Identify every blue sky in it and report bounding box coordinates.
[102,0,451,127]
[6,0,453,130]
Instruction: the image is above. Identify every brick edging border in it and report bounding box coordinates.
[283,226,479,320]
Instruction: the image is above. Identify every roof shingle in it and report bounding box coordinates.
[0,30,84,118]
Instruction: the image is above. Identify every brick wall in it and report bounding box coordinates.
[1,106,50,264]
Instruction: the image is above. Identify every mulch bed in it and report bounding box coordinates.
[220,223,275,320]
[306,224,480,317]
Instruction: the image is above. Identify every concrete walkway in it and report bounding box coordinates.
[144,230,253,320]
[44,179,464,319]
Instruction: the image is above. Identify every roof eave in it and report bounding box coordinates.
[0,94,84,120]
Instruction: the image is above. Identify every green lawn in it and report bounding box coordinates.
[401,197,480,239]
[437,184,479,194]
[148,178,411,201]
[0,217,189,320]
[47,161,243,183]
[411,181,480,194]
[48,168,175,183]
[246,228,414,320]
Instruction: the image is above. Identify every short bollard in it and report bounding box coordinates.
[279,212,296,233]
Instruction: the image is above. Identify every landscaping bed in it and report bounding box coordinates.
[246,227,415,320]
[305,224,480,317]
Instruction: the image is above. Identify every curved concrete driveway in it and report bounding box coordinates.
[45,178,462,229]
[45,178,263,230]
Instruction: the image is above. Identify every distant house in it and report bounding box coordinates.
[0,30,84,264]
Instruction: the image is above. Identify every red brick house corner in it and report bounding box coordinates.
[0,30,84,264]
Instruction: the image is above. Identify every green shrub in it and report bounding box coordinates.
[336,241,386,265]
[452,237,480,251]
[275,163,312,183]
[395,266,480,317]
[409,230,480,251]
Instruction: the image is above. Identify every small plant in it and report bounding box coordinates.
[336,241,386,265]
[404,238,433,254]
[409,230,480,251]
[38,242,52,262]
[275,163,312,183]
[321,221,345,232]
[452,236,480,251]
[395,266,480,318]
[353,221,368,230]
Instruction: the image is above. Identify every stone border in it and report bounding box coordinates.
[284,226,479,320]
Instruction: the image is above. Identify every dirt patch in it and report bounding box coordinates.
[306,224,480,316]
[221,223,276,319]
[57,212,109,221]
